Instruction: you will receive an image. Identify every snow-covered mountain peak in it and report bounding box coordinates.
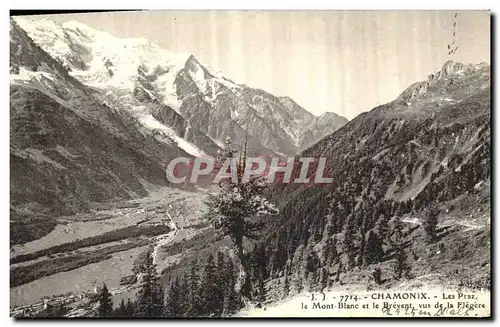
[12,17,348,157]
[15,17,193,90]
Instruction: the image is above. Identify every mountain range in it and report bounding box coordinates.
[13,17,348,157]
[9,17,347,244]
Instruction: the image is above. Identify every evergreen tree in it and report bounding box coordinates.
[204,135,279,298]
[372,267,382,285]
[253,243,269,280]
[393,246,411,280]
[164,277,181,317]
[343,217,357,269]
[423,205,439,243]
[36,303,69,318]
[283,273,290,298]
[213,251,227,316]
[222,258,241,315]
[363,230,384,265]
[391,216,404,248]
[135,248,164,317]
[97,283,113,317]
[326,221,336,237]
[201,253,218,316]
[335,261,342,283]
[294,273,304,294]
[178,273,189,316]
[376,214,390,244]
[305,249,320,276]
[323,236,338,267]
[357,217,369,267]
[115,299,126,318]
[256,273,266,303]
[319,267,328,291]
[305,244,320,290]
[186,260,203,317]
[313,223,323,243]
[125,299,135,317]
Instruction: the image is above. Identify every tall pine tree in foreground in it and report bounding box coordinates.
[97,283,113,317]
[204,133,278,299]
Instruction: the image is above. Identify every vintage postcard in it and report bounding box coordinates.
[9,10,491,318]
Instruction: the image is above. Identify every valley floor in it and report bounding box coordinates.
[10,186,210,315]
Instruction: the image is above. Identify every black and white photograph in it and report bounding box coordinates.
[8,9,491,318]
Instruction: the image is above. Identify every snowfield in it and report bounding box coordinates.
[15,17,212,158]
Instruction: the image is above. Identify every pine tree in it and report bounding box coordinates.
[164,277,181,317]
[115,299,126,317]
[125,299,134,317]
[283,273,290,298]
[376,214,390,244]
[178,273,189,316]
[326,221,336,237]
[363,230,384,265]
[335,261,342,283]
[391,216,404,248]
[36,303,69,318]
[204,134,279,298]
[357,217,368,267]
[256,273,266,303]
[97,283,113,317]
[423,205,439,243]
[213,251,226,316]
[222,258,241,315]
[201,253,218,316]
[294,273,304,294]
[343,217,357,269]
[135,248,164,317]
[304,244,320,290]
[186,260,203,317]
[393,246,411,280]
[313,223,323,243]
[323,236,338,267]
[253,243,269,280]
[372,267,382,285]
[319,267,328,291]
[305,248,320,276]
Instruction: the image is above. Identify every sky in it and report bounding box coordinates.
[41,10,490,119]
